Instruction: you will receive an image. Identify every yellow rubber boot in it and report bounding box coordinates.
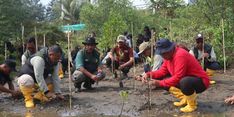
[47,84,54,92]
[33,91,49,102]
[180,92,197,113]
[174,95,187,107]
[169,86,184,99]
[206,69,216,84]
[58,62,64,79]
[20,85,35,108]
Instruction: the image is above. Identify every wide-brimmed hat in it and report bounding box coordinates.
[4,59,17,72]
[138,42,150,55]
[155,38,175,55]
[82,37,98,45]
[117,35,126,43]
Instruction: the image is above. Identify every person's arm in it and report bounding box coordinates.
[121,48,134,67]
[30,56,48,93]
[152,54,163,71]
[189,49,195,56]
[108,48,115,60]
[159,56,187,87]
[51,63,62,94]
[21,55,27,65]
[146,61,169,79]
[0,84,14,94]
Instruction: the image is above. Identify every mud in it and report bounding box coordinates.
[0,65,234,117]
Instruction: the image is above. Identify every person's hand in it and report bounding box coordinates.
[118,64,125,70]
[45,92,56,99]
[91,75,98,81]
[203,53,209,58]
[135,75,142,81]
[56,94,65,100]
[141,74,149,83]
[225,95,234,104]
[11,90,22,98]
[148,80,160,87]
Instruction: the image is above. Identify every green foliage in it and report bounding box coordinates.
[99,11,127,49]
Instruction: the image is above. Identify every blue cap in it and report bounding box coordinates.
[155,38,175,55]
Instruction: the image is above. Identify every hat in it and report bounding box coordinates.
[4,59,17,72]
[117,35,126,43]
[155,38,175,55]
[138,42,151,55]
[82,37,98,45]
[195,33,203,40]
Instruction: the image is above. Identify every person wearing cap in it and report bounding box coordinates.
[0,59,21,98]
[141,38,210,113]
[106,35,134,78]
[17,45,65,108]
[189,34,220,80]
[72,37,105,92]
[21,37,36,65]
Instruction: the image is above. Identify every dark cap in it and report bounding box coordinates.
[195,33,203,40]
[4,59,17,72]
[155,38,175,55]
[82,37,98,45]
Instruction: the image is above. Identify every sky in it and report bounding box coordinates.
[40,0,189,7]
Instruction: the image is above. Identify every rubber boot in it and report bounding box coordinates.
[180,92,197,113]
[58,62,64,79]
[174,95,187,107]
[206,69,216,84]
[169,86,184,99]
[20,85,35,108]
[34,84,53,102]
[33,91,49,103]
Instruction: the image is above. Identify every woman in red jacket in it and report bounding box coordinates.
[141,38,210,113]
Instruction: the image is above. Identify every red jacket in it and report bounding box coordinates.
[147,47,210,88]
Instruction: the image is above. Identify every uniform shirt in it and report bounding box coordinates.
[147,47,210,88]
[111,45,133,64]
[0,70,11,85]
[30,56,61,93]
[75,49,101,72]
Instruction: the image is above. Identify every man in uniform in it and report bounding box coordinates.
[18,45,64,108]
[72,37,105,92]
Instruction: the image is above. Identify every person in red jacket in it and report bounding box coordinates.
[141,38,210,113]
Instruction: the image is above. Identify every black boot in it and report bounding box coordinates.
[74,83,82,92]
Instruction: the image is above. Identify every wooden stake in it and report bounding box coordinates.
[43,34,46,47]
[67,31,72,109]
[221,18,226,73]
[34,26,38,51]
[21,24,25,53]
[4,43,7,60]
[131,22,136,89]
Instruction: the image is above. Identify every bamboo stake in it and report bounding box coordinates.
[202,33,205,69]
[43,34,46,47]
[34,26,38,51]
[67,30,72,109]
[4,43,7,60]
[221,18,226,73]
[21,24,25,53]
[131,22,136,89]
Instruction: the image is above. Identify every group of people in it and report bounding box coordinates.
[0,28,234,113]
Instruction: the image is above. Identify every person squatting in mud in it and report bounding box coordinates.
[139,38,210,113]
[0,59,22,98]
[105,35,134,79]
[17,45,65,108]
[72,37,105,92]
[189,33,221,84]
[135,41,163,80]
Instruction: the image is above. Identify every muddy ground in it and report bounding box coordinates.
[1,64,234,117]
